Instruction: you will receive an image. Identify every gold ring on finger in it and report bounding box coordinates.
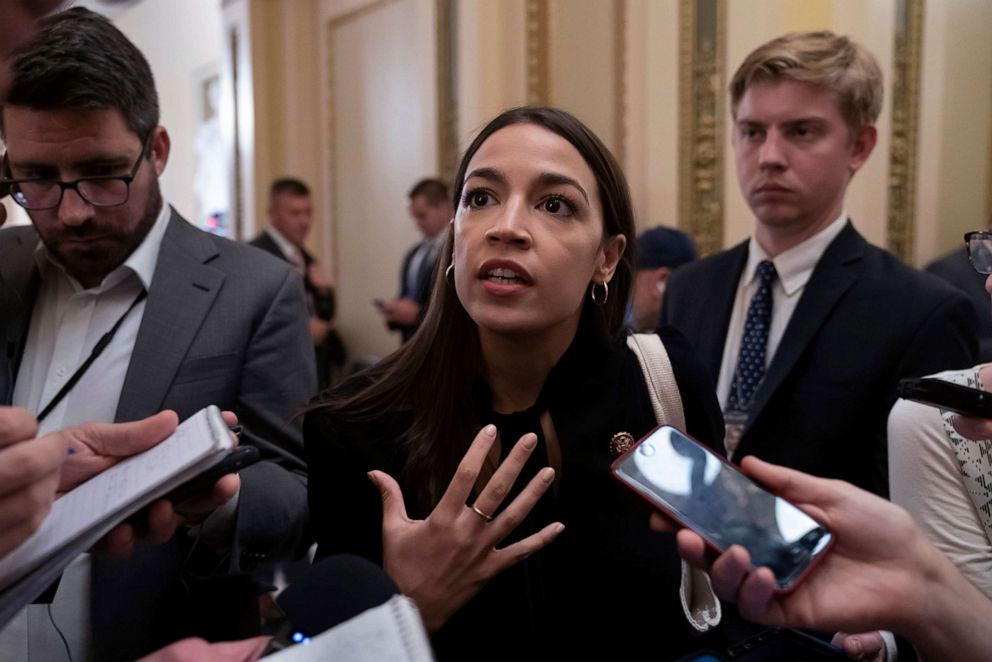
[470,505,494,522]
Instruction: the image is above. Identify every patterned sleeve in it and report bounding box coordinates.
[888,372,992,600]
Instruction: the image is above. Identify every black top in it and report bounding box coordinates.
[305,327,727,660]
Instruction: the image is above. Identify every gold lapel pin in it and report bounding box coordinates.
[609,431,635,457]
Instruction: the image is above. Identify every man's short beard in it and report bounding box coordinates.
[45,180,163,287]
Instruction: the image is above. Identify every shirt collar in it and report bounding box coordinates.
[429,231,447,250]
[265,226,297,260]
[743,213,848,295]
[34,197,173,293]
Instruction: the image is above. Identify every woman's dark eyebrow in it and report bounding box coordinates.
[465,167,590,205]
[535,172,589,204]
[464,167,507,186]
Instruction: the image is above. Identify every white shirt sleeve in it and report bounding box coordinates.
[888,397,992,600]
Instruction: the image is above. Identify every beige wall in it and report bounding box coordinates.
[60,0,989,359]
[456,0,527,150]
[547,0,618,152]
[113,0,226,225]
[626,0,679,233]
[317,0,439,359]
[917,0,992,265]
[243,0,323,246]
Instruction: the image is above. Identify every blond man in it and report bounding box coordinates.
[662,31,975,494]
[661,29,978,660]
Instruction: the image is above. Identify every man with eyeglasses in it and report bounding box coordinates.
[925,232,992,361]
[0,7,315,660]
[1,0,200,557]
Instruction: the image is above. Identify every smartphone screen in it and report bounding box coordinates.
[612,426,832,590]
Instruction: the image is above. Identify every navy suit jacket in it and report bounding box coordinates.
[661,222,978,495]
[394,238,440,341]
[0,211,316,659]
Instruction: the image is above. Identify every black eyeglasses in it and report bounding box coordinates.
[0,138,150,211]
[965,230,992,274]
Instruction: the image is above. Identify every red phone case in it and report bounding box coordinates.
[610,425,834,593]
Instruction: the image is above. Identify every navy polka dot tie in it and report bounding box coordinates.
[728,260,777,410]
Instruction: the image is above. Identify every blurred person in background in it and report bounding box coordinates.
[251,177,346,388]
[376,178,452,342]
[628,226,697,332]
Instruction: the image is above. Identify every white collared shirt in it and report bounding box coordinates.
[716,213,848,412]
[265,225,299,263]
[12,200,172,435]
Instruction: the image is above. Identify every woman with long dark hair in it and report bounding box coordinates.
[306,107,726,659]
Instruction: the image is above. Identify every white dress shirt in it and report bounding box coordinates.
[13,200,171,435]
[265,226,303,270]
[716,214,848,412]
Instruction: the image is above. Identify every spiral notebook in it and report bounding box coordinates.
[269,594,434,661]
[0,406,233,627]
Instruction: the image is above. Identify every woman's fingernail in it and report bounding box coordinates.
[523,434,537,450]
[483,424,497,437]
[555,523,565,534]
[366,471,377,484]
[540,467,555,482]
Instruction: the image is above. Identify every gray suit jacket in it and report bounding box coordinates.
[0,210,316,658]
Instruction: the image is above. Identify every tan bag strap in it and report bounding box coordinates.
[626,334,686,432]
[626,333,722,633]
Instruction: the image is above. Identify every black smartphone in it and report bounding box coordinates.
[611,426,833,591]
[898,377,992,418]
[164,445,260,504]
[726,627,846,661]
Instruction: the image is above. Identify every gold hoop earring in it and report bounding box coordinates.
[445,263,454,286]
[590,281,609,305]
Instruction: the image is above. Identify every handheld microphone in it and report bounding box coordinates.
[276,554,400,638]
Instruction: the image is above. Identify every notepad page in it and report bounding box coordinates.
[0,406,232,592]
[269,596,435,662]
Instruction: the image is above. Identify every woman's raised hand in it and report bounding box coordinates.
[367,424,564,632]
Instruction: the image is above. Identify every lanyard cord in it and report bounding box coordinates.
[36,289,148,423]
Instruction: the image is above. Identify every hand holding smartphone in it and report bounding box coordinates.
[611,426,833,591]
